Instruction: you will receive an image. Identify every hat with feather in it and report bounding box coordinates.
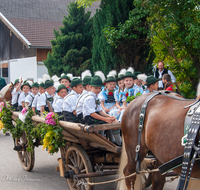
[123,67,136,79]
[81,70,92,86]
[117,69,126,81]
[105,70,117,83]
[95,71,106,85]
[59,73,71,83]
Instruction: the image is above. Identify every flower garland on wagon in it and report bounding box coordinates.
[0,102,65,155]
[40,112,66,155]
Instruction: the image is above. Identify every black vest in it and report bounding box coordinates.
[155,68,168,79]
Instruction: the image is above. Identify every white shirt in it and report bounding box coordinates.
[75,90,89,115]
[154,69,176,88]
[53,95,63,113]
[32,93,41,109]
[62,90,79,112]
[18,91,29,106]
[11,88,20,105]
[82,91,102,118]
[37,91,53,110]
[25,92,35,106]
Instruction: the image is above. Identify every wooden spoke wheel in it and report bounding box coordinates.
[65,145,94,190]
[15,131,35,171]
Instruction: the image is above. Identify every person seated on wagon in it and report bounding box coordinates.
[52,84,68,119]
[38,80,55,115]
[82,75,122,145]
[133,71,144,95]
[99,70,118,116]
[143,75,159,94]
[117,68,135,122]
[18,80,32,111]
[62,78,83,122]
[59,74,71,91]
[162,74,173,91]
[75,70,92,123]
[25,82,39,108]
[11,78,22,110]
[32,82,45,115]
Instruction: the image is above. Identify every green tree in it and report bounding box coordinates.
[92,0,137,74]
[104,0,200,98]
[44,2,93,76]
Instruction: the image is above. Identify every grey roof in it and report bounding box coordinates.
[0,0,99,48]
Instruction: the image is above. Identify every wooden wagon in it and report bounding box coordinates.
[11,111,153,190]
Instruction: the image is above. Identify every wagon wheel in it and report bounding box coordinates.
[15,131,35,171]
[65,145,94,190]
[141,159,152,189]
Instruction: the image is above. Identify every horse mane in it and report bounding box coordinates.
[0,83,11,98]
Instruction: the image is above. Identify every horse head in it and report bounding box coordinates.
[0,83,13,102]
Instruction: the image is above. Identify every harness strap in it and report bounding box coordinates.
[176,113,200,190]
[75,93,87,116]
[135,92,161,173]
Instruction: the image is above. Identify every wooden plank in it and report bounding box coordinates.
[84,123,121,133]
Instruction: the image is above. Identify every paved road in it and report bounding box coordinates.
[0,131,179,190]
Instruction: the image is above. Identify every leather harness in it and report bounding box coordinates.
[135,91,200,190]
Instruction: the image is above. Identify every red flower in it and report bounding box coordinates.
[125,92,129,97]
[108,91,113,96]
[103,82,106,86]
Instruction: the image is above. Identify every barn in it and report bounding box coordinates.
[0,0,98,83]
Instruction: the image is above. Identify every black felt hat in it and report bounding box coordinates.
[44,80,54,89]
[90,76,103,87]
[145,75,159,86]
[82,76,92,86]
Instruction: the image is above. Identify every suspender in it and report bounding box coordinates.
[75,93,88,116]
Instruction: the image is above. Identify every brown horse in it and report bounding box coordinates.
[0,83,13,103]
[117,93,200,190]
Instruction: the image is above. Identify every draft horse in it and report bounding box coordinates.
[118,92,200,190]
[0,83,13,103]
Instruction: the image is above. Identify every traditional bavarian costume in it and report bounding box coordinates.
[99,75,118,116]
[62,78,82,122]
[52,84,68,119]
[25,82,39,108]
[11,79,20,110]
[75,75,92,123]
[37,80,54,113]
[32,82,44,114]
[117,71,136,122]
[17,81,31,111]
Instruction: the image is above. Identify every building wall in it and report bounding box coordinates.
[0,19,36,60]
[10,57,38,82]
[37,62,49,79]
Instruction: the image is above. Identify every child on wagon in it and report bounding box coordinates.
[59,74,71,90]
[18,80,32,111]
[38,80,55,114]
[99,70,118,115]
[143,75,159,94]
[75,70,92,123]
[25,82,39,108]
[82,76,121,145]
[53,84,68,119]
[11,78,22,110]
[32,82,45,114]
[62,78,83,122]
[117,68,135,122]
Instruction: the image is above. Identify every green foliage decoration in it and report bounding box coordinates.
[126,92,142,103]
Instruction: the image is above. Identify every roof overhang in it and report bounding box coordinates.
[0,12,32,49]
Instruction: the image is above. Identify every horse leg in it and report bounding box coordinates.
[151,159,166,190]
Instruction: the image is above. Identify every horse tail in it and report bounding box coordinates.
[117,136,143,190]
[117,136,128,190]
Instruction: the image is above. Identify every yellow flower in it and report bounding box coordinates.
[0,120,4,130]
